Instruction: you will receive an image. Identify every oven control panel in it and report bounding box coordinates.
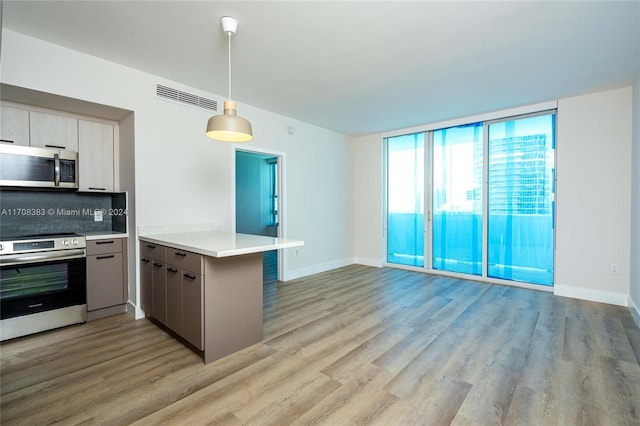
[14,241,55,251]
[0,235,86,255]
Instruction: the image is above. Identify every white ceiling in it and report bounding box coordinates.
[2,1,639,136]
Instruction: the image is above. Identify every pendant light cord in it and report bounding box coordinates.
[228,31,232,101]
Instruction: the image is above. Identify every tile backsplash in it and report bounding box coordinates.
[0,190,126,238]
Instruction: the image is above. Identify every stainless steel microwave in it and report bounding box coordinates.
[0,144,79,189]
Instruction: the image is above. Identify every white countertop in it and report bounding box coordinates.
[139,230,303,258]
[82,231,128,240]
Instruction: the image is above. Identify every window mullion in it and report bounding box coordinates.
[425,130,433,271]
[482,123,489,278]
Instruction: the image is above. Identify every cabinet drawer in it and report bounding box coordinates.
[87,239,123,255]
[140,241,166,260]
[167,248,203,274]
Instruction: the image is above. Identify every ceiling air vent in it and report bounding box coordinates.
[156,84,217,112]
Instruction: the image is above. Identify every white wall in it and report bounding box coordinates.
[0,29,354,286]
[353,134,384,267]
[352,88,634,306]
[555,87,632,305]
[631,73,640,325]
[119,112,137,305]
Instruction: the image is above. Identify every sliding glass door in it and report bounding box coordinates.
[487,114,555,285]
[385,111,556,287]
[432,123,483,275]
[386,133,424,267]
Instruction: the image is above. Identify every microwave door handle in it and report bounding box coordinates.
[54,153,60,187]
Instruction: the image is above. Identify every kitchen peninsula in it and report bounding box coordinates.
[139,230,303,363]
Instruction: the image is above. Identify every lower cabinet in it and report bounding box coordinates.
[181,271,203,349]
[165,265,182,334]
[140,256,152,315]
[86,238,128,319]
[139,240,203,350]
[140,241,165,318]
[151,259,167,324]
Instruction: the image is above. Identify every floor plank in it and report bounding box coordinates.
[2,265,639,425]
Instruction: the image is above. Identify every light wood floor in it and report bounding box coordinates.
[2,265,640,425]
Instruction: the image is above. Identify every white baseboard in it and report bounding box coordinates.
[283,257,354,281]
[629,296,640,329]
[354,257,383,268]
[130,303,146,320]
[554,284,628,307]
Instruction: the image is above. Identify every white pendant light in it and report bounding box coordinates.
[206,16,253,142]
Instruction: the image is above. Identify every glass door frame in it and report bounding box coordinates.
[382,132,431,271]
[383,109,557,289]
[424,131,434,271]
[484,110,557,286]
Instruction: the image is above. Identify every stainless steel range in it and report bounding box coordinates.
[0,233,87,341]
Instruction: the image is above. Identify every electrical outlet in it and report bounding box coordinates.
[94,209,103,222]
[610,263,619,274]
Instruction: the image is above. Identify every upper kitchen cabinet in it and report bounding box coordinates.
[0,105,30,146]
[78,120,114,192]
[2,101,121,192]
[29,110,79,151]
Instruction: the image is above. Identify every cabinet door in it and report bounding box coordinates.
[151,260,167,324]
[140,257,152,315]
[29,111,78,151]
[1,105,29,146]
[87,253,124,311]
[78,120,114,192]
[165,265,183,335]
[182,272,203,350]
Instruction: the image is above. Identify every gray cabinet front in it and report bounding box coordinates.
[140,257,152,314]
[86,238,127,313]
[182,272,203,349]
[139,239,204,351]
[139,241,203,350]
[87,252,124,310]
[151,259,167,324]
[165,264,182,335]
[140,242,166,321]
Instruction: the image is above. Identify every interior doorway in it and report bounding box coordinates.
[235,149,281,284]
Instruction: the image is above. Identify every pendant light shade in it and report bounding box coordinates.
[206,101,253,142]
[206,16,253,142]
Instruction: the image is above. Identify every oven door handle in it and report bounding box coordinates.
[0,249,86,266]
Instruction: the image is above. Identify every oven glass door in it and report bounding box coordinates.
[0,257,86,319]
